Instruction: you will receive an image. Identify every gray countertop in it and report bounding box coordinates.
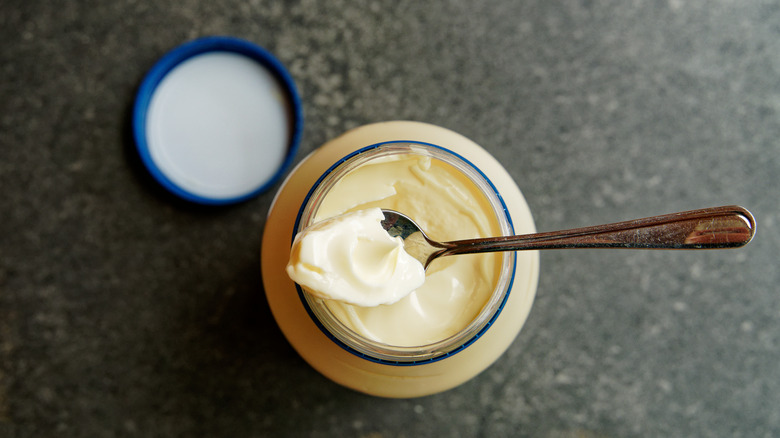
[2,1,779,437]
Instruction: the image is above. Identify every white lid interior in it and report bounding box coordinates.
[145,51,292,201]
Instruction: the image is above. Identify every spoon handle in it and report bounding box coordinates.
[437,205,755,257]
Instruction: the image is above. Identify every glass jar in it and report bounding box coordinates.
[261,121,539,397]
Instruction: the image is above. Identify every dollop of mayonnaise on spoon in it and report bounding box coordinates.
[286,208,425,307]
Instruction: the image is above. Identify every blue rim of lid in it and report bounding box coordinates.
[132,36,303,205]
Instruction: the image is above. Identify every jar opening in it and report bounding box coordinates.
[291,141,516,365]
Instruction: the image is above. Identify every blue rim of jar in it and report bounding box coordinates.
[291,141,517,366]
[132,36,303,205]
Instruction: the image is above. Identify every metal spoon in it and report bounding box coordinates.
[380,205,756,270]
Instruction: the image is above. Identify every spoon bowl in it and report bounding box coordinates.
[380,206,756,270]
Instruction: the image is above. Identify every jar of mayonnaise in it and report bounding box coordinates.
[261,121,539,397]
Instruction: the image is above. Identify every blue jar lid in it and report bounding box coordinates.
[133,36,303,205]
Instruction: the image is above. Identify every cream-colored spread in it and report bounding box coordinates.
[264,121,539,397]
[286,208,425,307]
[290,153,503,347]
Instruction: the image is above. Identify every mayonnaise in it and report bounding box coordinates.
[263,121,539,397]
[296,153,503,347]
[286,208,425,307]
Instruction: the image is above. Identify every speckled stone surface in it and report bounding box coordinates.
[1,1,779,437]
